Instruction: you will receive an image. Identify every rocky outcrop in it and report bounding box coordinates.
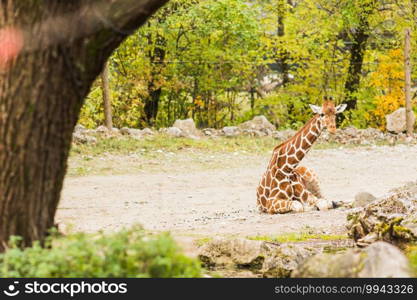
[386,107,416,133]
[198,238,317,278]
[347,182,417,247]
[292,242,412,278]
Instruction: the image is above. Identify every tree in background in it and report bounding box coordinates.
[79,0,417,130]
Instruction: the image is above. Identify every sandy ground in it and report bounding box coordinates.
[58,145,417,239]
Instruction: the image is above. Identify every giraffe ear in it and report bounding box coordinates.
[336,103,347,114]
[309,104,322,114]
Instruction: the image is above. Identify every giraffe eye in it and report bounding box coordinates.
[320,113,324,117]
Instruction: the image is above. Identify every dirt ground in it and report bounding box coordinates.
[58,144,417,242]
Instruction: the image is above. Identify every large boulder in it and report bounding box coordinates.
[198,238,317,278]
[386,107,416,133]
[347,182,417,247]
[292,242,412,278]
[172,118,200,137]
[239,115,276,134]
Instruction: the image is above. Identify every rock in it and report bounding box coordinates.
[120,127,130,135]
[222,126,241,137]
[347,181,417,247]
[74,124,86,133]
[141,128,154,136]
[119,127,148,139]
[202,128,221,137]
[72,132,97,144]
[353,192,377,207]
[166,126,183,137]
[239,115,276,134]
[198,238,317,278]
[272,129,296,141]
[241,129,265,137]
[111,128,120,135]
[292,242,412,278]
[172,118,200,137]
[386,107,416,133]
[95,125,109,133]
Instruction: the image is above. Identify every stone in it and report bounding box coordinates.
[120,127,130,135]
[242,129,265,137]
[95,125,109,133]
[172,118,200,137]
[166,126,183,137]
[111,128,120,135]
[198,238,317,278]
[353,192,377,208]
[292,242,412,278]
[347,181,417,247]
[74,124,86,133]
[141,128,154,136]
[273,129,296,141]
[386,107,415,133]
[72,132,97,144]
[239,115,276,133]
[222,126,241,137]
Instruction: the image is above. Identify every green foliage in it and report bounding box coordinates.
[80,0,417,131]
[0,226,201,278]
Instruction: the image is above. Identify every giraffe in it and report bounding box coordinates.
[256,99,347,214]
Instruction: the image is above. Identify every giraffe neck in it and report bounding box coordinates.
[273,115,323,173]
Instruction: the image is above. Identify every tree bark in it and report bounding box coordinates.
[143,23,166,126]
[404,28,413,136]
[276,0,289,86]
[0,0,168,251]
[343,6,373,112]
[101,60,113,130]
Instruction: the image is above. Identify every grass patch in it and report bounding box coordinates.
[405,244,417,276]
[70,134,280,158]
[70,134,362,159]
[247,232,348,243]
[67,134,371,177]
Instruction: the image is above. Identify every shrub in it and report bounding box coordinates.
[0,226,201,278]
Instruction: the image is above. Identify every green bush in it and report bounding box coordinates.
[0,226,201,278]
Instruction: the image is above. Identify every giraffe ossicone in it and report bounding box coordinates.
[256,99,347,214]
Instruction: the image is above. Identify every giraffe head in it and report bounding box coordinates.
[309,98,347,134]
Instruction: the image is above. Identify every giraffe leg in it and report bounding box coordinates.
[267,198,303,214]
[293,168,336,211]
[294,166,322,198]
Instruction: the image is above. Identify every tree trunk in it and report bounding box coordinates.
[0,0,168,251]
[143,20,166,126]
[101,61,113,130]
[404,28,413,136]
[343,28,368,111]
[144,86,162,124]
[276,1,289,86]
[343,7,373,112]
